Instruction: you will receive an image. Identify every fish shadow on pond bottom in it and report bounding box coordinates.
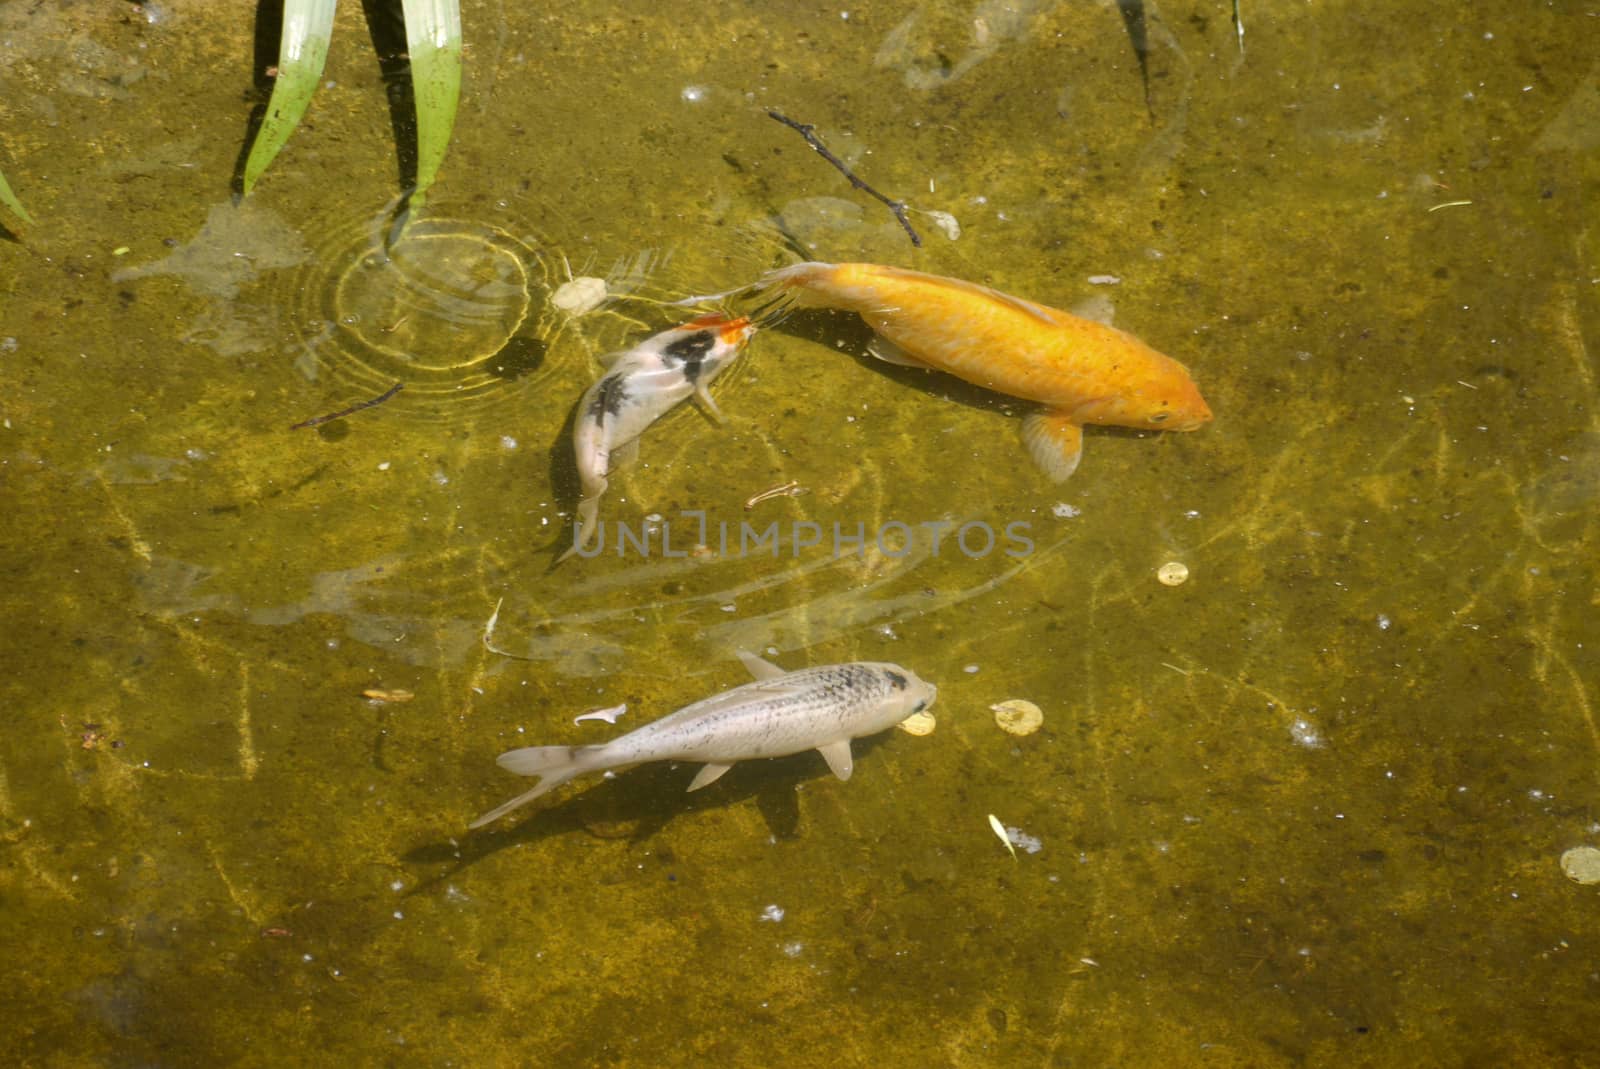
[401,734,896,889]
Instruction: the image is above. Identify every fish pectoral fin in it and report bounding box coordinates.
[1022,409,1085,483]
[866,335,934,370]
[736,649,787,680]
[687,762,734,792]
[694,384,725,424]
[608,437,641,471]
[818,739,854,782]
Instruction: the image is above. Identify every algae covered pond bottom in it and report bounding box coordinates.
[1,1,1598,1064]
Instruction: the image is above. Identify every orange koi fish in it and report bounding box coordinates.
[757,262,1211,480]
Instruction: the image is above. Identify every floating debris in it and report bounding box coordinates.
[291,381,404,431]
[896,709,936,736]
[551,275,608,316]
[990,699,1042,736]
[744,480,806,510]
[1560,846,1600,885]
[1005,825,1043,854]
[924,209,961,241]
[988,813,1017,861]
[1157,561,1190,586]
[574,703,627,726]
[362,688,414,703]
[1289,718,1324,749]
[767,109,922,247]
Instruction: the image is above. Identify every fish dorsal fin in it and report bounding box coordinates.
[861,264,1066,328]
[737,649,787,680]
[687,762,733,792]
[818,739,854,781]
[1022,409,1085,482]
[867,335,935,369]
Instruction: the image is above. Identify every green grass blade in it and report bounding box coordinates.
[398,0,462,218]
[242,0,338,194]
[0,162,32,225]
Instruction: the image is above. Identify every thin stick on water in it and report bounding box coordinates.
[290,382,404,430]
[767,110,922,248]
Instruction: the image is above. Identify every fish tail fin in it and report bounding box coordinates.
[1022,409,1085,482]
[758,261,836,302]
[557,491,605,564]
[469,744,604,828]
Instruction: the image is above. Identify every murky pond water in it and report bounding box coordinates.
[2,1,1597,1064]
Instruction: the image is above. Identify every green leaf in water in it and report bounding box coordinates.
[0,161,33,225]
[397,0,462,222]
[242,0,338,195]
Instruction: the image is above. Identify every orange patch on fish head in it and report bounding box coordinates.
[716,315,756,347]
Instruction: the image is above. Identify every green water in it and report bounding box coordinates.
[3,1,1597,1064]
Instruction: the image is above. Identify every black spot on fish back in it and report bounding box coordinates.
[885,670,908,691]
[662,329,716,383]
[587,376,628,422]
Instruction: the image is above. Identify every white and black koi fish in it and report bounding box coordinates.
[562,314,754,561]
[469,651,937,827]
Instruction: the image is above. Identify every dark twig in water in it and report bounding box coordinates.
[767,110,921,248]
[291,382,404,430]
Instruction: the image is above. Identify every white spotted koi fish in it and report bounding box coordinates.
[470,651,937,827]
[743,262,1212,481]
[561,313,754,561]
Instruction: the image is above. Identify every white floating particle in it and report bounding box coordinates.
[1086,274,1121,285]
[681,84,708,103]
[988,814,1017,860]
[1051,502,1081,518]
[1290,719,1324,748]
[759,904,785,922]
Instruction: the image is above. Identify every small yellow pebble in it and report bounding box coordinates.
[1157,561,1190,586]
[990,699,1042,736]
[1560,846,1600,885]
[896,710,937,736]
